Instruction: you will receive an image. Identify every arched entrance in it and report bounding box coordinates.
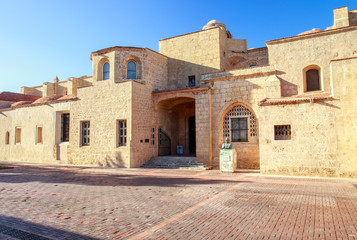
[156,97,196,156]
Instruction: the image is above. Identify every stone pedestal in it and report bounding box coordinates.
[219,149,237,173]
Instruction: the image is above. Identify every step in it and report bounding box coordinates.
[141,156,209,170]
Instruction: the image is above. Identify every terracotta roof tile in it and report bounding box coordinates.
[11,101,33,108]
[32,95,61,104]
[0,92,40,102]
[57,94,77,101]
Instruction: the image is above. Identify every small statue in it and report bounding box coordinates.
[221,137,232,149]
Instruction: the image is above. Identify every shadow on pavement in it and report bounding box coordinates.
[0,215,98,240]
[0,165,247,187]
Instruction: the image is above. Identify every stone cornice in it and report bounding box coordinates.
[152,86,209,95]
[266,25,357,45]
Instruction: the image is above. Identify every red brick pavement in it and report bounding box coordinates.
[0,161,357,240]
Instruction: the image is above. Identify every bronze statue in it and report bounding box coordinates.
[221,137,232,149]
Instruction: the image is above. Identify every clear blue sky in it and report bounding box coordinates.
[1,0,356,93]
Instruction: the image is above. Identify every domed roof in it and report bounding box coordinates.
[207,20,221,25]
[297,28,323,36]
[203,20,226,31]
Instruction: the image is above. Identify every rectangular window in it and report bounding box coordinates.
[36,126,43,144]
[188,75,196,87]
[15,127,21,144]
[231,118,248,142]
[81,121,90,146]
[274,125,291,140]
[61,113,70,142]
[118,120,127,146]
[151,127,155,145]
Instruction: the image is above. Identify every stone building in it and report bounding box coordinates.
[1,7,357,177]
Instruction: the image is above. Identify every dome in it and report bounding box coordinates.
[207,20,221,25]
[297,28,323,36]
[203,20,226,31]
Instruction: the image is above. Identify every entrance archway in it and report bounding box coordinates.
[156,97,195,156]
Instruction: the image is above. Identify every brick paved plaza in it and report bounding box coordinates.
[0,162,357,239]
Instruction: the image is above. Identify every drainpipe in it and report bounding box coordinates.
[208,84,214,168]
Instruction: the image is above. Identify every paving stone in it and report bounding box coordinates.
[0,162,357,239]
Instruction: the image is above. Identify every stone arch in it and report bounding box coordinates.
[218,101,259,145]
[97,57,110,81]
[122,56,142,79]
[218,101,260,170]
[303,64,323,92]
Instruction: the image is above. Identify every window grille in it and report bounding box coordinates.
[231,118,248,142]
[81,121,90,146]
[103,62,110,80]
[151,127,155,145]
[274,125,291,140]
[223,105,256,142]
[118,120,127,146]
[61,113,70,142]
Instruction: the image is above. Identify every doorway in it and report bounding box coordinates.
[188,116,196,155]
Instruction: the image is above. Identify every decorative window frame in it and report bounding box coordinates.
[303,65,323,92]
[122,56,142,80]
[222,104,258,144]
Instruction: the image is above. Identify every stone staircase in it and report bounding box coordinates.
[140,156,209,170]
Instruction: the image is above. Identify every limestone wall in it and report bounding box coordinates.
[0,101,72,163]
[159,28,223,89]
[130,51,168,167]
[267,27,357,96]
[258,57,357,177]
[259,102,338,176]
[195,91,210,163]
[68,80,133,167]
[210,77,266,169]
[331,57,357,177]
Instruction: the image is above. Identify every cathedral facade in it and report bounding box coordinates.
[1,7,357,177]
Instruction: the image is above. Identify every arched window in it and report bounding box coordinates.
[103,62,110,80]
[306,69,320,91]
[127,61,136,79]
[223,105,257,142]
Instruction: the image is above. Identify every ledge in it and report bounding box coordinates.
[265,25,357,45]
[259,92,332,106]
[152,86,209,95]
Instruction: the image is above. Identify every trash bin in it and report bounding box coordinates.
[177,145,183,155]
